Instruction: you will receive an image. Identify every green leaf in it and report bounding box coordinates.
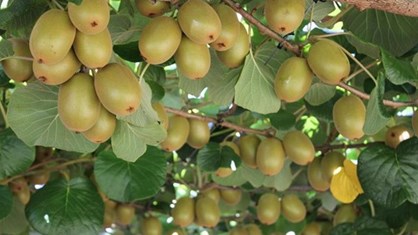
[354,216,391,235]
[113,41,143,62]
[0,0,47,38]
[7,81,99,153]
[375,202,410,229]
[358,138,418,208]
[120,79,159,127]
[147,80,165,101]
[267,109,296,131]
[262,160,292,191]
[109,13,150,45]
[0,128,35,179]
[304,82,336,106]
[94,148,167,202]
[304,90,343,122]
[305,0,336,22]
[343,9,418,56]
[345,34,380,59]
[68,0,83,5]
[234,43,291,114]
[0,185,13,220]
[0,197,29,234]
[111,121,166,162]
[25,177,103,235]
[197,142,241,172]
[178,74,207,97]
[381,50,418,85]
[211,166,248,186]
[363,75,390,135]
[330,223,355,235]
[0,39,14,62]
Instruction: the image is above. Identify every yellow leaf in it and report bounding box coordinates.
[343,159,364,193]
[330,168,360,203]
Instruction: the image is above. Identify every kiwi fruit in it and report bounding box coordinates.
[172,197,194,227]
[95,63,142,116]
[283,130,315,165]
[333,204,356,226]
[265,0,305,35]
[307,39,350,85]
[320,151,345,182]
[238,134,260,168]
[1,39,33,82]
[215,141,240,177]
[33,49,81,85]
[246,224,262,235]
[139,16,182,65]
[115,204,135,225]
[58,73,101,132]
[230,226,249,235]
[202,188,221,203]
[73,28,112,68]
[187,119,210,149]
[9,177,30,205]
[141,216,162,235]
[68,0,110,35]
[160,115,190,151]
[30,9,76,65]
[210,4,240,51]
[384,125,413,148]
[307,158,329,191]
[82,105,116,143]
[281,194,306,223]
[217,23,250,68]
[302,222,321,235]
[333,95,366,140]
[195,195,220,227]
[135,0,169,17]
[256,137,286,176]
[177,0,221,45]
[28,170,50,185]
[274,57,313,102]
[257,193,281,225]
[220,188,242,205]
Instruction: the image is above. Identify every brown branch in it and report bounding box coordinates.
[222,0,300,55]
[164,107,275,136]
[338,82,417,108]
[339,0,418,17]
[315,142,383,152]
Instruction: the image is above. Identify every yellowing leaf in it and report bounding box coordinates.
[330,167,361,203]
[343,159,364,193]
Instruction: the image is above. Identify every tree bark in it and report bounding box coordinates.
[338,0,418,17]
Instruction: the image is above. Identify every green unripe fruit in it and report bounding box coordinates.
[333,95,366,140]
[73,28,112,68]
[307,158,329,191]
[385,125,412,148]
[307,39,350,85]
[238,135,260,168]
[274,57,313,102]
[210,4,240,51]
[82,106,116,143]
[141,216,162,235]
[202,188,221,204]
[230,227,249,235]
[220,188,242,205]
[246,224,262,235]
[217,23,250,68]
[30,9,76,65]
[187,119,210,149]
[257,193,281,225]
[281,194,306,223]
[58,73,101,132]
[95,63,142,116]
[283,130,315,165]
[115,204,135,225]
[33,49,81,85]
[68,0,110,35]
[139,16,182,65]
[135,0,169,17]
[333,204,356,226]
[161,115,190,151]
[195,196,220,227]
[320,151,345,182]
[172,197,194,227]
[177,0,222,45]
[1,39,33,82]
[265,0,305,35]
[167,228,186,235]
[256,137,285,176]
[28,170,50,185]
[175,36,211,80]
[302,222,321,235]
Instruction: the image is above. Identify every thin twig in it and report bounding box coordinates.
[315,142,382,152]
[222,0,300,55]
[165,107,275,136]
[0,102,8,128]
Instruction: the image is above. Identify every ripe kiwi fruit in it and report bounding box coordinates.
[265,0,305,35]
[195,195,220,227]
[82,105,116,143]
[187,119,210,149]
[160,115,190,151]
[115,204,135,225]
[210,4,240,51]
[73,28,112,68]
[283,130,315,165]
[321,151,345,182]
[220,188,242,205]
[307,158,329,191]
[384,125,413,148]
[333,95,366,140]
[135,0,169,17]
[238,135,260,168]
[141,216,162,235]
[171,197,194,227]
[217,23,250,68]
[256,137,286,176]
[281,194,306,223]
[333,204,356,226]
[2,39,33,82]
[257,193,281,225]
[68,0,110,35]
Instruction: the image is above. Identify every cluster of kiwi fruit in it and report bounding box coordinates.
[137,0,250,80]
[256,192,307,225]
[2,0,144,144]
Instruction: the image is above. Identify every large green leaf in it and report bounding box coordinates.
[111,121,166,162]
[343,9,418,56]
[94,148,167,202]
[363,75,390,135]
[0,197,29,234]
[234,43,291,114]
[345,34,380,59]
[381,50,418,85]
[0,128,35,179]
[0,0,47,38]
[267,109,296,131]
[330,216,391,235]
[119,79,159,127]
[178,74,207,97]
[0,185,13,220]
[196,142,241,172]
[305,0,335,22]
[108,13,150,45]
[304,82,336,106]
[358,138,418,208]
[25,177,103,235]
[7,81,99,153]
